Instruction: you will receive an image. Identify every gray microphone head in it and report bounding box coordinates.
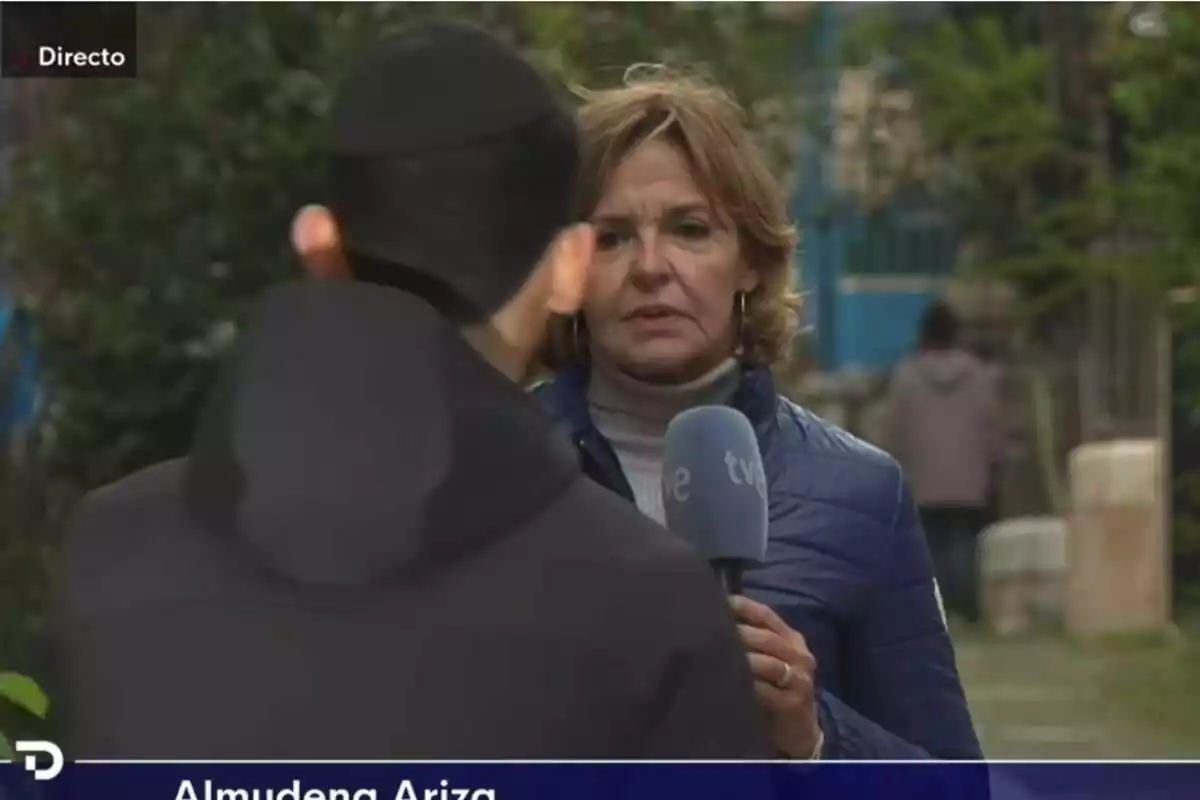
[662,406,769,567]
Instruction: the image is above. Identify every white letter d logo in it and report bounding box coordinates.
[15,740,63,781]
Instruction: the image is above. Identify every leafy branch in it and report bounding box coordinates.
[0,671,48,759]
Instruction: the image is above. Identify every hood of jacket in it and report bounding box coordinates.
[912,349,979,394]
[183,280,579,588]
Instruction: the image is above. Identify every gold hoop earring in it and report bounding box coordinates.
[735,292,747,356]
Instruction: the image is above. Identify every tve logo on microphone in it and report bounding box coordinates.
[723,450,767,501]
[667,450,767,504]
[666,465,692,503]
[663,406,770,583]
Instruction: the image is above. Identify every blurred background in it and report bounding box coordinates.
[0,1,1198,758]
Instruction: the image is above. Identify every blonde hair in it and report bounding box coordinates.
[543,67,801,370]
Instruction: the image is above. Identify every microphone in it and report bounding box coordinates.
[662,406,769,595]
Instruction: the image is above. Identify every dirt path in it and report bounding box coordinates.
[952,632,1196,760]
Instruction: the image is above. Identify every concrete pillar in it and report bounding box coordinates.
[980,516,1068,636]
[1066,439,1171,635]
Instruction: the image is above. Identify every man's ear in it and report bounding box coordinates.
[291,205,350,280]
[545,223,595,316]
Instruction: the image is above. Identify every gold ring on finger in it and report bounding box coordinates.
[776,661,794,689]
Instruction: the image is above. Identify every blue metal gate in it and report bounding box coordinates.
[793,4,959,375]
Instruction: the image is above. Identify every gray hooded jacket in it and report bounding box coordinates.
[886,349,1002,508]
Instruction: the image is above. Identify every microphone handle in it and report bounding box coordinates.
[711,559,743,596]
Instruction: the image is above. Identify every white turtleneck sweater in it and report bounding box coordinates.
[587,357,741,526]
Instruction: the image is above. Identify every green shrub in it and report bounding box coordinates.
[0,671,49,758]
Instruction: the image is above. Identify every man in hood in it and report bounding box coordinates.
[886,301,1003,624]
[54,21,770,759]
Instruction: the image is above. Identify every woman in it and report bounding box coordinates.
[534,70,982,760]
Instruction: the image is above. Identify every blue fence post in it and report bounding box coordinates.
[792,1,842,371]
[0,291,40,451]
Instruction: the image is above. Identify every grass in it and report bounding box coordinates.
[954,620,1200,758]
[1091,626,1200,751]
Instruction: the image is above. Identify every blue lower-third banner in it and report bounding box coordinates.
[2,760,1199,800]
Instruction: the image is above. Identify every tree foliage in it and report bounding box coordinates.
[844,5,1121,328]
[846,3,1200,315]
[1,2,811,494]
[1109,4,1200,291]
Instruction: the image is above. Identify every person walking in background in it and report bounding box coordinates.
[886,300,1003,625]
[535,68,981,760]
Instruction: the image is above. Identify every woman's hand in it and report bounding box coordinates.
[730,595,822,759]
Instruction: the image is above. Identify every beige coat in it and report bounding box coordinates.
[885,349,1002,508]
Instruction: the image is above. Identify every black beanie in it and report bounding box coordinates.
[325,21,581,320]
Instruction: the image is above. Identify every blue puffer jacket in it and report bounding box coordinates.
[533,364,983,760]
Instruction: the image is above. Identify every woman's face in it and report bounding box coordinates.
[583,138,758,384]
